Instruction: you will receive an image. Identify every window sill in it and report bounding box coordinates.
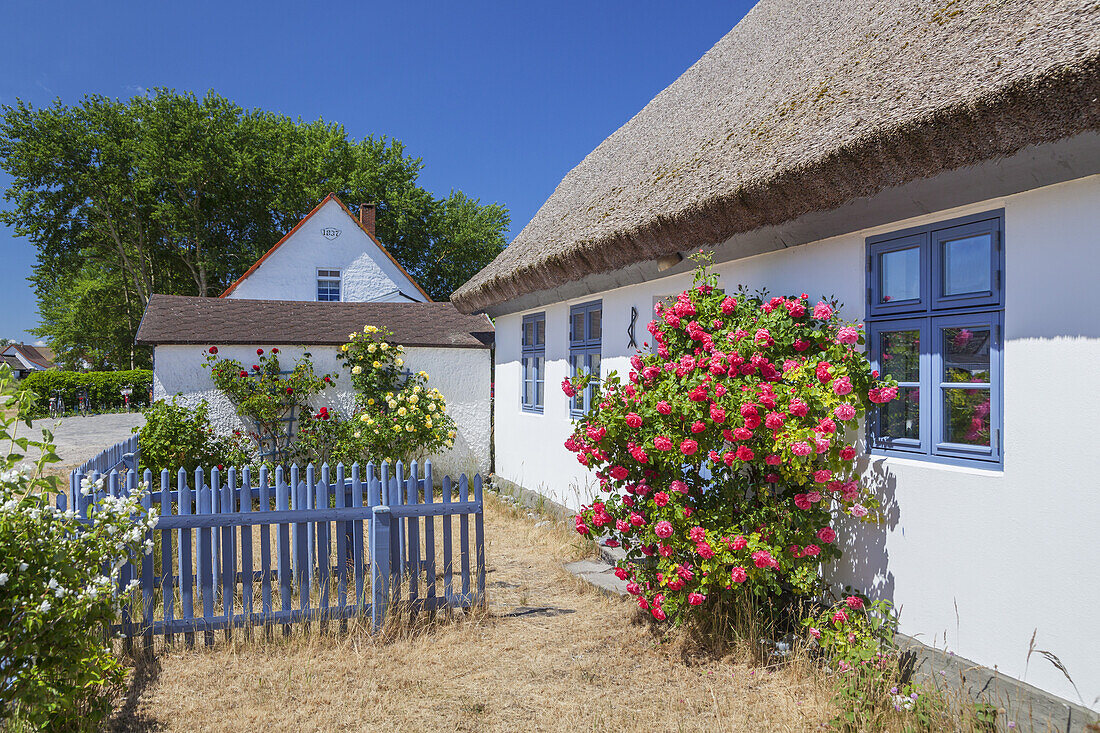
[866,450,1004,475]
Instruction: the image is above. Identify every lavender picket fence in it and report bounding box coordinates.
[65,455,485,649]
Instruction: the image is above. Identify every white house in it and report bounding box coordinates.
[137,196,493,478]
[1,343,56,379]
[452,0,1100,722]
[220,194,430,304]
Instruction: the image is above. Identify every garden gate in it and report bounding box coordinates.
[67,453,486,648]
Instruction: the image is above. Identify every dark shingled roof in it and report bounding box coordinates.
[2,343,55,368]
[452,0,1100,313]
[135,295,493,349]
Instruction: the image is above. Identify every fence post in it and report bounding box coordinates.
[370,505,392,633]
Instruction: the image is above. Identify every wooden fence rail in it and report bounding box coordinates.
[65,455,485,648]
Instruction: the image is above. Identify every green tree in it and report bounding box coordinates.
[0,89,508,368]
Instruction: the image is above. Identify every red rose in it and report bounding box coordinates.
[209,346,218,354]
[239,371,248,378]
[286,387,294,394]
[257,348,264,356]
[272,347,279,354]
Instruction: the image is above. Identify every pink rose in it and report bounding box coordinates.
[651,606,667,621]
[625,412,643,428]
[659,544,674,557]
[610,465,629,480]
[680,439,699,456]
[729,535,747,551]
[845,595,864,610]
[833,404,856,421]
[839,445,857,461]
[832,610,848,625]
[765,412,785,430]
[809,626,822,639]
[614,567,629,580]
[791,442,812,457]
[654,521,674,539]
[690,420,706,434]
[656,401,672,415]
[836,326,859,344]
[574,516,589,535]
[709,405,726,423]
[815,362,834,384]
[817,527,836,544]
[733,445,753,461]
[765,454,781,466]
[788,399,808,417]
[794,494,812,510]
[721,296,737,314]
[807,491,822,503]
[733,427,753,440]
[561,379,577,397]
[688,526,706,542]
[816,418,837,434]
[615,519,629,533]
[696,541,715,559]
[654,436,673,451]
[669,480,688,494]
[803,544,820,557]
[629,512,646,527]
[688,592,706,606]
[752,550,778,569]
[793,338,810,352]
[653,491,669,507]
[849,504,868,518]
[814,469,833,483]
[813,301,834,320]
[730,566,748,583]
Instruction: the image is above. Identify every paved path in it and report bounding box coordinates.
[17,412,145,470]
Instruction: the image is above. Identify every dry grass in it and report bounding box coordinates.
[108,493,839,732]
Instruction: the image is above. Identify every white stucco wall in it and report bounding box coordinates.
[493,174,1100,710]
[152,344,490,478]
[226,199,426,302]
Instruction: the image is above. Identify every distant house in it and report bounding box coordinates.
[452,0,1100,719]
[137,196,493,477]
[220,194,430,303]
[1,343,56,379]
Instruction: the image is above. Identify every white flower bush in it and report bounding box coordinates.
[0,364,155,730]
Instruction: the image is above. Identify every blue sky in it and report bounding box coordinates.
[0,1,753,342]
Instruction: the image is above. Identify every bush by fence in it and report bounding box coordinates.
[21,369,152,414]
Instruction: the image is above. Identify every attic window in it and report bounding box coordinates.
[317,269,341,301]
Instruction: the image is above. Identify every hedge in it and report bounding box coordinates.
[20,370,153,414]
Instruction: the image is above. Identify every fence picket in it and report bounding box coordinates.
[391,462,403,607]
[423,462,436,607]
[197,475,214,647]
[474,474,486,607]
[276,467,292,637]
[219,468,234,641]
[317,464,331,630]
[442,475,453,606]
[299,467,312,617]
[334,463,347,627]
[159,469,174,645]
[354,463,367,609]
[240,467,254,627]
[407,461,420,609]
[259,466,273,635]
[459,474,471,601]
[141,471,154,654]
[178,468,195,647]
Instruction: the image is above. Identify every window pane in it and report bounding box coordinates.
[523,322,533,348]
[571,312,585,343]
[535,319,545,346]
[880,247,920,303]
[943,327,990,383]
[879,329,919,382]
[943,387,991,446]
[589,352,601,380]
[878,386,920,440]
[589,309,602,341]
[943,234,991,295]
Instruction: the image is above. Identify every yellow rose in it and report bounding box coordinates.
[428,403,436,412]
[395,358,404,366]
[372,361,380,368]
[387,400,397,409]
[418,371,428,378]
[425,419,433,428]
[380,343,389,351]
[406,425,414,432]
[409,395,418,404]
[367,344,376,353]
[397,407,407,416]
[394,425,402,432]
[351,365,362,375]
[354,431,360,438]
[341,344,350,352]
[366,325,377,333]
[413,385,422,394]
[359,413,369,422]
[448,430,456,438]
[367,397,375,405]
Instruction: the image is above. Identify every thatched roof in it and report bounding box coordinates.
[452,0,1100,313]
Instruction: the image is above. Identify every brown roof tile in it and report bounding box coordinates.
[135,295,493,349]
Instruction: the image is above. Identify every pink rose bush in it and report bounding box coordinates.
[566,262,896,621]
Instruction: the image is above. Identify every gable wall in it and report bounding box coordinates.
[226,200,426,302]
[492,174,1100,712]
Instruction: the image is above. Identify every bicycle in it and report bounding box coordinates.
[75,389,90,417]
[48,390,65,419]
[121,386,132,412]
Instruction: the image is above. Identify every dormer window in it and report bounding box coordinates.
[317,269,341,301]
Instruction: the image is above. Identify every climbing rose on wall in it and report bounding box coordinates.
[564,257,897,622]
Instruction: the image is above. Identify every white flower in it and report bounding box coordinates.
[0,572,8,586]
[18,562,27,571]
[351,366,362,375]
[38,599,51,613]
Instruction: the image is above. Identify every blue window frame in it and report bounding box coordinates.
[866,211,1004,466]
[569,300,602,416]
[521,312,545,412]
[317,269,341,301]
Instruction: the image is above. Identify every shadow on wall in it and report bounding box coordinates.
[829,457,899,603]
